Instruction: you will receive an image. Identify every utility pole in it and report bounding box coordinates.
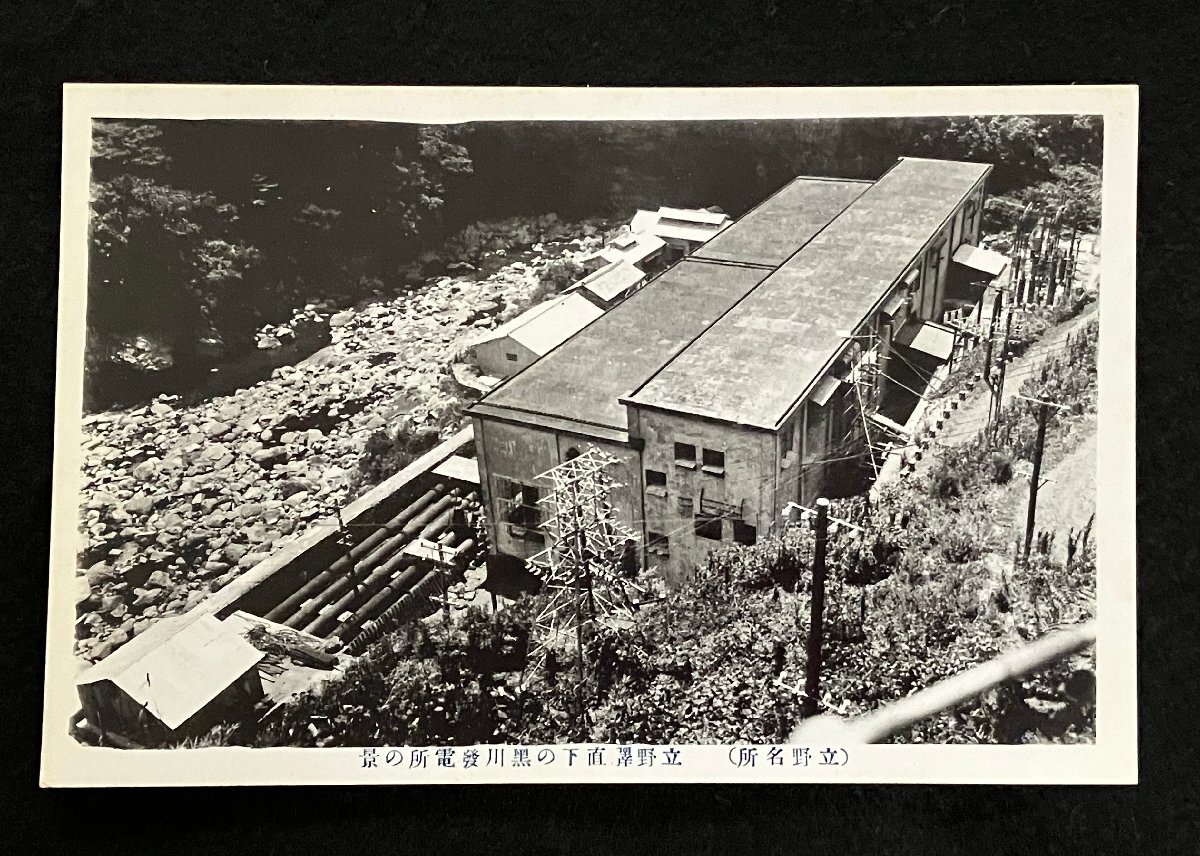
[984,290,1003,430]
[1023,403,1051,560]
[802,498,830,719]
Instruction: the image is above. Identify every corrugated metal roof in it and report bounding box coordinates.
[572,260,646,302]
[658,206,729,226]
[598,231,665,267]
[471,293,568,347]
[894,319,956,361]
[508,292,605,355]
[472,259,771,433]
[953,243,1011,278]
[432,454,481,485]
[625,158,991,428]
[629,207,730,245]
[692,177,871,268]
[472,292,603,356]
[81,613,264,731]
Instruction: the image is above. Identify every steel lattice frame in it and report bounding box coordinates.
[523,447,646,676]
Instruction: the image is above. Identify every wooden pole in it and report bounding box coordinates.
[1023,403,1051,560]
[802,498,830,718]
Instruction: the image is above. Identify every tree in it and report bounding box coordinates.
[89,138,259,363]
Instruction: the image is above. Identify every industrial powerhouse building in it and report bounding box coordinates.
[469,157,1003,583]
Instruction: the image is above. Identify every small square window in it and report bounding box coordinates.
[674,442,697,468]
[733,520,757,546]
[646,469,667,488]
[702,448,725,476]
[695,515,722,541]
[678,496,693,517]
[647,531,670,558]
[505,352,519,362]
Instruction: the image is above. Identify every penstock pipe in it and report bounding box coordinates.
[277,487,460,629]
[263,484,446,623]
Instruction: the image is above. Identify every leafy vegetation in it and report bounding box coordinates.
[87,120,473,394]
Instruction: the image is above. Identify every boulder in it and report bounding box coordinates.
[132,588,165,609]
[85,562,116,588]
[124,493,154,517]
[200,442,231,462]
[131,458,161,481]
[251,447,288,468]
[329,310,355,328]
[144,569,173,590]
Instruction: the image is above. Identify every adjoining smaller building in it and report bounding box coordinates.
[468,291,605,381]
[582,228,668,274]
[629,206,732,262]
[568,259,648,310]
[75,612,265,746]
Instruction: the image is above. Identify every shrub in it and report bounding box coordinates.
[930,461,965,500]
[538,257,586,294]
[990,450,1014,484]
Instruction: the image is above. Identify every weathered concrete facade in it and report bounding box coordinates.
[627,407,776,582]
[472,416,642,562]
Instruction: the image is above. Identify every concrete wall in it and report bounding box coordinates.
[916,177,989,321]
[474,337,539,380]
[629,407,775,584]
[472,416,643,563]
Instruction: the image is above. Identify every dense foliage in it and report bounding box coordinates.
[88,120,473,387]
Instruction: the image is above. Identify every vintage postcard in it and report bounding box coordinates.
[41,84,1137,785]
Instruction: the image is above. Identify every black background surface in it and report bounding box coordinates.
[3,0,1196,852]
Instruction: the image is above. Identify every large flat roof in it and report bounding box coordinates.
[626,158,992,428]
[692,177,872,268]
[471,258,771,435]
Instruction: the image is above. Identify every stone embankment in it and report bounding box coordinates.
[75,228,602,662]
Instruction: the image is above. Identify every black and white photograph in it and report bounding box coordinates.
[40,85,1137,785]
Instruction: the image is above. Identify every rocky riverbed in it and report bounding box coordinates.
[75,230,603,663]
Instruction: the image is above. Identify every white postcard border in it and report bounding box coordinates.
[42,84,1138,786]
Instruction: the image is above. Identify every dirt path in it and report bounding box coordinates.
[1015,429,1097,564]
[913,303,1099,472]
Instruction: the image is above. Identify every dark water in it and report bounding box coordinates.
[87,322,332,411]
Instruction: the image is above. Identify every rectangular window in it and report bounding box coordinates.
[647,531,670,558]
[702,448,725,476]
[496,476,521,501]
[678,496,693,517]
[674,442,697,468]
[695,515,722,541]
[500,479,541,532]
[645,468,667,495]
[505,352,519,362]
[733,520,757,546]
